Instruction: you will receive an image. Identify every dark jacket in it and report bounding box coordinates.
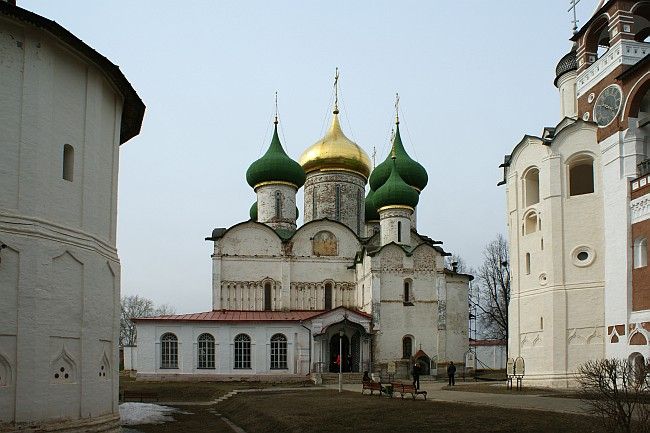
[447,364,456,375]
[412,364,420,377]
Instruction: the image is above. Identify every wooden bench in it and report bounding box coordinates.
[361,381,383,397]
[390,382,427,400]
[121,390,159,402]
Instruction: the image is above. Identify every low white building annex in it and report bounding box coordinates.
[135,92,471,380]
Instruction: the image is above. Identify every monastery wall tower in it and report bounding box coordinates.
[0,2,144,430]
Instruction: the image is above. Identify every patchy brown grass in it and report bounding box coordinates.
[442,382,572,396]
[217,389,606,433]
[119,375,313,402]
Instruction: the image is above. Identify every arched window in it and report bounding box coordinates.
[584,15,610,61]
[540,317,544,330]
[568,156,594,196]
[324,282,333,310]
[62,144,74,181]
[312,189,317,219]
[275,191,282,219]
[357,190,362,235]
[335,185,341,221]
[523,168,540,207]
[398,221,402,243]
[160,333,178,369]
[197,333,215,369]
[234,334,251,369]
[403,279,412,304]
[524,211,539,235]
[270,333,287,370]
[402,336,413,359]
[525,253,531,275]
[264,282,272,311]
[634,237,648,269]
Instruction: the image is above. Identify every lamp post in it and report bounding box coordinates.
[338,329,343,393]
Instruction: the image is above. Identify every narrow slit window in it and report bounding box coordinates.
[404,280,411,303]
[324,283,333,310]
[275,191,282,218]
[335,185,341,221]
[264,282,272,311]
[525,253,531,275]
[312,190,317,219]
[398,221,402,243]
[63,144,74,181]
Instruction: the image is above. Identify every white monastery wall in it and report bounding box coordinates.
[0,17,126,428]
[255,184,297,230]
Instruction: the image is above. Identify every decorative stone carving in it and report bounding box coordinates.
[50,345,77,384]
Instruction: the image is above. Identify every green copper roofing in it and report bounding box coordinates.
[250,201,258,221]
[246,122,306,189]
[365,189,379,221]
[369,124,428,192]
[373,157,419,210]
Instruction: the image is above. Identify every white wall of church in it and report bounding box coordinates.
[506,122,605,386]
[255,184,297,230]
[135,322,310,376]
[0,17,125,429]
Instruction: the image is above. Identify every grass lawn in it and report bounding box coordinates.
[214,389,606,433]
[119,374,313,402]
[441,382,573,396]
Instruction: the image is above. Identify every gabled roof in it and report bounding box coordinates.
[0,3,145,144]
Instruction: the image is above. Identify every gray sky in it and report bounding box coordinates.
[23,1,596,314]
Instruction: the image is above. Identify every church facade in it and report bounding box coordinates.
[135,98,471,380]
[501,0,650,387]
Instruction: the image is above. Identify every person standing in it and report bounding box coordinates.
[447,361,456,386]
[412,362,420,390]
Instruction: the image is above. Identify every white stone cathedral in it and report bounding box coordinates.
[501,0,650,387]
[134,95,471,380]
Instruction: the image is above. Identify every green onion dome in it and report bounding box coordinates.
[365,189,379,221]
[373,158,419,211]
[295,206,299,219]
[369,124,428,192]
[246,122,306,189]
[250,201,258,221]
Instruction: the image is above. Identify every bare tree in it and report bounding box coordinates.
[120,295,176,346]
[577,358,650,433]
[445,254,472,275]
[474,234,510,342]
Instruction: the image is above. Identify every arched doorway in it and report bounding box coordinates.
[329,334,350,373]
[414,350,431,375]
[629,352,646,384]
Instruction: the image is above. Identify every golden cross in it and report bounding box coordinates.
[334,67,340,113]
[274,91,279,124]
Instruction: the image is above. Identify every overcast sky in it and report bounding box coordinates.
[22,1,597,314]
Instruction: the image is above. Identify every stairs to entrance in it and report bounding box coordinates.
[319,373,364,384]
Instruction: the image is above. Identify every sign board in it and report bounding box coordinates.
[465,352,476,370]
[387,361,396,375]
[506,358,515,376]
[514,357,525,377]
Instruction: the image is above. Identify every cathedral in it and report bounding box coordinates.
[501,0,650,387]
[134,91,471,380]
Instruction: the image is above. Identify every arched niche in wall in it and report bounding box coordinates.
[50,345,77,384]
[312,230,338,256]
[0,352,12,387]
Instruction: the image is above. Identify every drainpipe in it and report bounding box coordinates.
[299,321,312,374]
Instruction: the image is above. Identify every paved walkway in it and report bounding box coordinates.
[324,381,591,415]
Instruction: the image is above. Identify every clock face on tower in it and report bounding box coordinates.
[593,85,622,127]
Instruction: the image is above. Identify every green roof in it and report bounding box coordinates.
[250,201,258,221]
[373,157,419,210]
[246,122,306,189]
[369,124,428,192]
[365,189,379,221]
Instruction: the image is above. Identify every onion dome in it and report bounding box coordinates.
[299,111,372,179]
[554,44,577,87]
[246,121,306,189]
[249,201,258,221]
[365,189,380,221]
[369,124,428,192]
[373,158,419,211]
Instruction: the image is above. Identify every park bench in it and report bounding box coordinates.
[390,382,427,400]
[121,390,160,402]
[361,381,383,397]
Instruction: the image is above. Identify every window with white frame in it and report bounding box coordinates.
[197,333,215,369]
[161,333,178,369]
[234,334,251,369]
[270,333,288,370]
[635,237,648,269]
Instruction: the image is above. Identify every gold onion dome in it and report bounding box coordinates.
[299,111,372,179]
